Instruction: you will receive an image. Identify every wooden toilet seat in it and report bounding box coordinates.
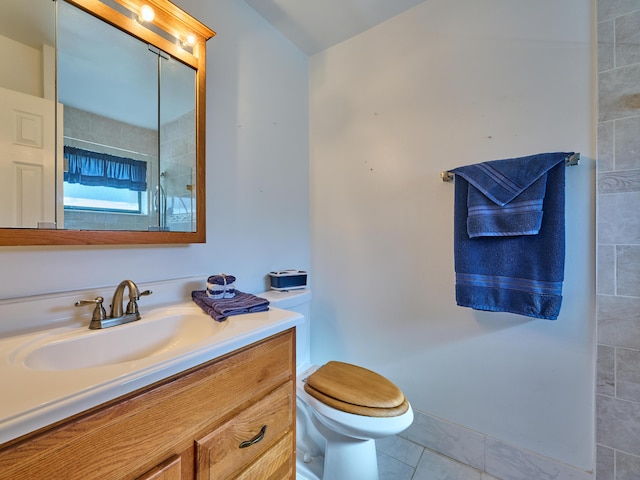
[304,361,409,417]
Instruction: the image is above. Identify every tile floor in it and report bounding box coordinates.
[377,409,594,480]
[377,434,501,480]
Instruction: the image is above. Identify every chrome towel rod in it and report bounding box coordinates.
[440,153,580,182]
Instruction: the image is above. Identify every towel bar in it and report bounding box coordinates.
[440,152,580,182]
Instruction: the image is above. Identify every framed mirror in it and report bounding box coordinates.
[0,0,214,245]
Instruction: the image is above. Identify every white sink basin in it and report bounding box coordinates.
[11,306,225,371]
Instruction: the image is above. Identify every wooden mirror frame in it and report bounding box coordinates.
[0,0,214,246]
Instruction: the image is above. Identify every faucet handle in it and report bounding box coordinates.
[125,290,152,316]
[75,296,108,322]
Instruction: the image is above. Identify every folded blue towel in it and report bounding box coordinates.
[192,290,269,322]
[465,174,546,237]
[451,152,571,320]
[452,153,567,238]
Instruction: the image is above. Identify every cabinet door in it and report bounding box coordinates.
[196,382,294,480]
[137,455,182,480]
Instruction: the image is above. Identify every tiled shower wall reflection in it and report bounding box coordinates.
[596,0,640,478]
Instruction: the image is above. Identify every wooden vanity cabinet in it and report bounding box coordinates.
[0,329,296,480]
[138,455,183,480]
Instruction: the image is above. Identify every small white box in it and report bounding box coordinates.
[268,270,308,291]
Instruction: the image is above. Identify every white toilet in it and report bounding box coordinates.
[258,289,414,480]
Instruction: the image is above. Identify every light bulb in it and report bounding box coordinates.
[139,4,155,23]
[184,34,196,47]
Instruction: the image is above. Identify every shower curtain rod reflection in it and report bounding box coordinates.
[440,153,580,182]
[63,136,154,158]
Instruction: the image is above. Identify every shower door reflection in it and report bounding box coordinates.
[58,0,197,232]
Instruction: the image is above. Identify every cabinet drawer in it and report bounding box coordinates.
[196,382,293,480]
[234,431,294,480]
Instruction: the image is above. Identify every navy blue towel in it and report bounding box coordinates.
[451,152,571,320]
[192,290,269,322]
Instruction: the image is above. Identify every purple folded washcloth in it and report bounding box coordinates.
[192,290,270,322]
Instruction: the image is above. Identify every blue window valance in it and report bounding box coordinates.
[64,146,147,192]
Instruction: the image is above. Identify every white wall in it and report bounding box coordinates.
[310,0,595,471]
[0,0,309,299]
[0,34,42,97]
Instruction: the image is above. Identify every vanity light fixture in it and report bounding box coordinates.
[182,33,197,48]
[138,4,155,23]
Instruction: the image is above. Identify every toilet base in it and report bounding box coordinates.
[296,402,380,480]
[295,438,379,480]
[309,409,379,480]
[323,436,378,480]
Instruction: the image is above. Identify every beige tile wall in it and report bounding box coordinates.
[596,0,640,478]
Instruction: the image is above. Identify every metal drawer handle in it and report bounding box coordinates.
[239,425,268,449]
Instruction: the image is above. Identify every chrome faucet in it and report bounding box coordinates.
[110,279,141,319]
[76,280,152,329]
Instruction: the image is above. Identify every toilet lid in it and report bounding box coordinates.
[304,361,409,417]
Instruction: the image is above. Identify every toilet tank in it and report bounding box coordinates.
[258,289,311,369]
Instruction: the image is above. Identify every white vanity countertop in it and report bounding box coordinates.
[0,301,302,445]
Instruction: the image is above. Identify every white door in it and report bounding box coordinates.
[0,86,57,228]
